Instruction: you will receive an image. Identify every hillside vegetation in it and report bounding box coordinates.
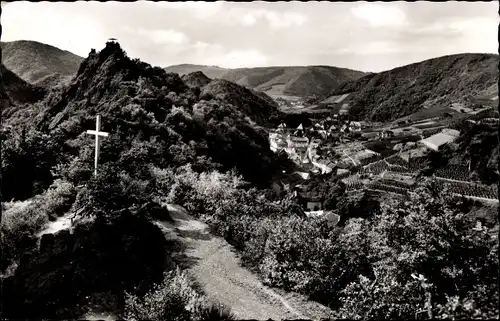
[167,167,499,320]
[1,40,83,88]
[166,64,367,98]
[0,41,288,319]
[1,63,47,106]
[320,53,498,121]
[428,121,500,185]
[2,41,284,202]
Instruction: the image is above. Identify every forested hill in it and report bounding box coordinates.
[319,53,498,121]
[1,40,84,88]
[200,78,280,124]
[218,66,367,98]
[1,63,47,106]
[179,71,280,124]
[1,41,287,201]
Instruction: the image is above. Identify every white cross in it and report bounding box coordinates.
[85,115,109,177]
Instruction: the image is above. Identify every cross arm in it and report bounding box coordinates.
[86,130,109,137]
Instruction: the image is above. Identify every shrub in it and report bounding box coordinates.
[0,199,46,273]
[0,179,77,273]
[124,267,235,321]
[2,210,169,319]
[334,185,499,319]
[196,302,235,321]
[40,179,77,220]
[74,162,162,223]
[1,128,64,201]
[169,165,498,319]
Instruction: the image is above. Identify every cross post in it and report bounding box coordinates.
[85,115,109,177]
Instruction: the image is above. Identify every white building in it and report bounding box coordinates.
[287,136,309,148]
[419,132,457,151]
[353,149,379,162]
[312,159,335,174]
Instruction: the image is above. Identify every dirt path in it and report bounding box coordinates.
[156,204,333,321]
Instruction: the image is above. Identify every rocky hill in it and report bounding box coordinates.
[2,40,365,98]
[1,40,83,88]
[319,53,499,121]
[181,71,212,88]
[2,41,285,195]
[165,64,367,98]
[0,41,295,319]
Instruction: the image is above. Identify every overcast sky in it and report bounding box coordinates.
[2,1,498,72]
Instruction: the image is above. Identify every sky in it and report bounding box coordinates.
[1,1,498,72]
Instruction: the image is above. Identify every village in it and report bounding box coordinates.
[269,109,499,222]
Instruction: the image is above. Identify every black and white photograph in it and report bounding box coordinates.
[1,1,499,320]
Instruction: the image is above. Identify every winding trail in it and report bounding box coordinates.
[156,204,332,321]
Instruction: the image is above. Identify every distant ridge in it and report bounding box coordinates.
[165,64,367,98]
[164,64,228,79]
[317,53,499,122]
[1,40,84,88]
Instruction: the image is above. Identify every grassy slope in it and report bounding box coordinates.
[321,53,498,121]
[1,40,83,88]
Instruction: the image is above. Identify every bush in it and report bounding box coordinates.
[2,210,169,319]
[40,179,77,220]
[167,165,498,319]
[0,179,76,274]
[196,302,235,321]
[0,199,46,273]
[1,128,64,201]
[74,162,162,223]
[334,185,499,319]
[124,267,235,321]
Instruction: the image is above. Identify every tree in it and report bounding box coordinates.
[335,184,499,319]
[1,128,64,201]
